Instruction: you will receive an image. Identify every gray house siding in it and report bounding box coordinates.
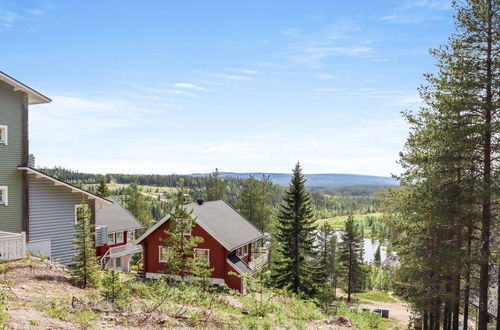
[0,80,24,233]
[28,176,91,265]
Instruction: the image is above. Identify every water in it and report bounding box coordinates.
[333,232,389,264]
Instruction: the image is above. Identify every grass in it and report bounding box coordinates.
[316,213,384,229]
[356,290,396,303]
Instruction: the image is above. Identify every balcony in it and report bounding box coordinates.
[248,249,269,271]
[0,231,26,261]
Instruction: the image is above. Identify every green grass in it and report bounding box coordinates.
[356,290,396,303]
[316,213,384,229]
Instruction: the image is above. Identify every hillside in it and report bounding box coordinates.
[192,172,397,189]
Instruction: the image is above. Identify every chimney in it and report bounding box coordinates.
[196,198,204,205]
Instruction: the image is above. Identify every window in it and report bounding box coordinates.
[159,246,174,263]
[74,204,86,223]
[0,126,7,145]
[107,233,115,245]
[115,258,121,268]
[181,219,192,236]
[115,232,124,244]
[0,186,7,206]
[243,245,248,256]
[194,248,210,264]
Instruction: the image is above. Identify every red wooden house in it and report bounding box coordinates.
[136,200,268,293]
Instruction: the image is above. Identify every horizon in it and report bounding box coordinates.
[1,1,455,176]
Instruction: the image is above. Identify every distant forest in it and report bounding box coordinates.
[39,166,386,222]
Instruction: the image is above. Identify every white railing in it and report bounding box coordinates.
[249,250,269,271]
[0,231,26,261]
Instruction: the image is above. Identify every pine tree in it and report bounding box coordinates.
[96,176,111,198]
[237,175,274,231]
[272,162,316,297]
[70,202,100,288]
[338,216,364,302]
[206,168,227,201]
[161,184,213,282]
[125,182,152,233]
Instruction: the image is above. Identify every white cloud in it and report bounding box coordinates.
[214,73,252,81]
[171,82,209,91]
[381,0,451,23]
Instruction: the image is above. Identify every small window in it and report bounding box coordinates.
[107,233,115,245]
[194,248,210,264]
[0,126,7,145]
[159,246,174,263]
[74,204,86,223]
[115,232,124,244]
[243,245,248,256]
[115,258,121,268]
[0,186,8,206]
[181,219,192,236]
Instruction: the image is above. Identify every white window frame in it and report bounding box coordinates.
[159,246,171,263]
[74,204,86,223]
[115,231,124,244]
[0,186,8,206]
[181,218,192,236]
[107,233,115,245]
[194,248,210,264]
[0,125,7,145]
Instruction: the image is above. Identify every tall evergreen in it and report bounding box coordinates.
[206,168,227,201]
[96,176,111,198]
[237,175,274,231]
[373,246,381,267]
[338,216,364,302]
[315,223,338,307]
[70,202,100,288]
[272,162,316,297]
[161,184,212,281]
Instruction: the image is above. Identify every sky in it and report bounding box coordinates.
[0,0,455,176]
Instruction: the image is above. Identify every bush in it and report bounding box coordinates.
[0,290,8,326]
[335,303,381,329]
[46,301,70,321]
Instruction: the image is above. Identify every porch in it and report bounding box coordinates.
[0,231,26,262]
[100,243,142,272]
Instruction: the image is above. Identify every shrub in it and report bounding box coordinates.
[335,303,381,329]
[101,269,130,308]
[46,301,70,321]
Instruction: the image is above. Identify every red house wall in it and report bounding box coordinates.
[141,220,229,280]
[96,231,128,257]
[226,264,242,293]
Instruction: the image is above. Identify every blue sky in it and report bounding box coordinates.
[1,0,454,176]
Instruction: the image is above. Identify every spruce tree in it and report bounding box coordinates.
[206,168,227,201]
[338,216,364,302]
[96,176,111,198]
[70,202,100,288]
[315,223,338,308]
[272,162,316,297]
[161,184,213,282]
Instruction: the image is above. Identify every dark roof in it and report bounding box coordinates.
[96,197,143,233]
[227,253,252,274]
[136,200,264,250]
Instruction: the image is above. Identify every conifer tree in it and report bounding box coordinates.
[96,176,111,198]
[315,223,338,307]
[71,202,100,288]
[237,175,274,231]
[338,216,364,302]
[374,246,381,267]
[126,182,152,233]
[101,269,129,307]
[161,184,213,282]
[206,168,227,201]
[272,162,316,297]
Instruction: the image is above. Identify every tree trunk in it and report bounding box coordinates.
[452,272,460,330]
[478,1,493,329]
[423,310,429,330]
[464,216,473,330]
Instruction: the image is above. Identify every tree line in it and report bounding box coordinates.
[384,1,499,329]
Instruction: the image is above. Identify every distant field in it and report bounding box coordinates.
[316,213,384,229]
[86,183,178,201]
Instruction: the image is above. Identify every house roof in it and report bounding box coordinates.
[136,200,264,250]
[96,197,143,233]
[0,71,51,105]
[18,167,112,205]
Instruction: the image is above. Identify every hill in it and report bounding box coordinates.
[192,172,397,189]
